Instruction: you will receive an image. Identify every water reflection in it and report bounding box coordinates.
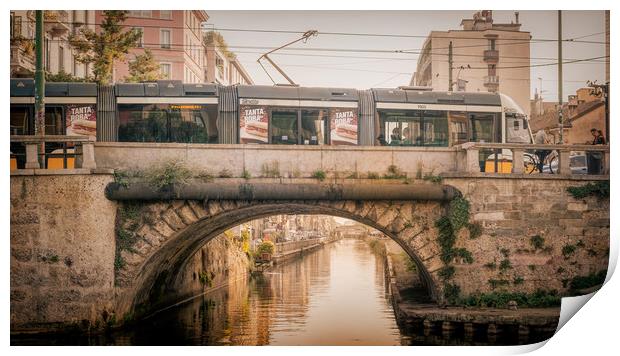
[12,238,404,346]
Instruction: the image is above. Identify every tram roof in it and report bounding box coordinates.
[10,79,97,97]
[236,85,360,102]
[372,88,502,106]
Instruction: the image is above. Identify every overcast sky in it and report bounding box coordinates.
[206,10,607,101]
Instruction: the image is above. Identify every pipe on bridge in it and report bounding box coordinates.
[105,181,460,202]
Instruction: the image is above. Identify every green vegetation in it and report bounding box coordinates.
[241,169,252,180]
[484,261,497,270]
[467,222,482,239]
[347,171,359,179]
[576,240,585,248]
[113,170,130,188]
[567,180,609,199]
[443,283,461,305]
[69,11,142,84]
[402,253,417,272]
[196,171,215,182]
[39,252,60,264]
[448,197,470,231]
[144,160,192,189]
[438,266,455,281]
[569,270,607,292]
[557,267,565,274]
[261,161,281,178]
[530,235,545,250]
[423,173,443,184]
[499,259,513,272]
[500,248,510,257]
[528,265,537,271]
[513,276,525,285]
[367,171,380,179]
[199,271,215,287]
[256,241,275,256]
[461,290,560,308]
[562,244,577,258]
[218,169,233,178]
[384,165,406,179]
[311,169,327,181]
[125,49,162,83]
[367,239,386,256]
[488,278,510,289]
[587,249,598,257]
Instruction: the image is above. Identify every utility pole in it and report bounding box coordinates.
[448,41,453,91]
[557,10,564,144]
[34,10,46,166]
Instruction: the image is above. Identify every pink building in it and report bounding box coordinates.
[95,10,208,83]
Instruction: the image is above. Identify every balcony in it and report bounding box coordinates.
[483,75,499,92]
[10,44,35,76]
[44,10,70,37]
[483,49,499,63]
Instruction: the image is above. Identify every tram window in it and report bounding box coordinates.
[45,106,65,135]
[10,106,31,135]
[506,114,531,143]
[421,111,448,146]
[118,104,168,142]
[271,109,298,145]
[448,111,468,145]
[379,110,422,146]
[469,113,496,143]
[169,105,218,143]
[300,109,327,145]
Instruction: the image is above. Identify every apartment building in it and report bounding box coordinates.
[10,10,95,78]
[204,32,254,85]
[95,10,209,83]
[413,10,531,115]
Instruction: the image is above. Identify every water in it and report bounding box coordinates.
[13,238,406,346]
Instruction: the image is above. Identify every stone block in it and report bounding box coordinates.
[473,212,504,221]
[176,204,198,225]
[567,202,588,211]
[161,209,186,231]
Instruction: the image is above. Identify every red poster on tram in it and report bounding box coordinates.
[330,108,358,145]
[240,105,269,144]
[66,105,97,138]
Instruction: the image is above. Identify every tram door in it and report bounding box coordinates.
[469,112,502,173]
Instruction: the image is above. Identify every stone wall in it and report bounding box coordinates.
[171,233,251,301]
[444,177,609,297]
[10,174,117,331]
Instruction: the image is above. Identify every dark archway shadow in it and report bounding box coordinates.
[128,203,439,318]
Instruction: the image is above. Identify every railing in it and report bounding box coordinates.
[10,135,96,170]
[483,49,499,62]
[456,142,609,176]
[275,238,323,255]
[484,75,500,86]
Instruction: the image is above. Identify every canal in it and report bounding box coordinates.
[13,238,408,346]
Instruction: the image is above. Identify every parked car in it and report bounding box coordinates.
[543,151,587,174]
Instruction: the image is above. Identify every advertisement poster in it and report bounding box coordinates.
[330,108,358,145]
[240,105,269,143]
[66,105,96,138]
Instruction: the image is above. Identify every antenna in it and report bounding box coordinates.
[257,30,318,86]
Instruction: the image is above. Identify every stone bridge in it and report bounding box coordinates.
[10,140,610,331]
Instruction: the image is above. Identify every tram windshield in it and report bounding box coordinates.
[505,113,531,143]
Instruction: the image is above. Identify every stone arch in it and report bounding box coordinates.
[114,199,446,318]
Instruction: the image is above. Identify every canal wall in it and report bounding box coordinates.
[168,232,252,303]
[10,173,117,332]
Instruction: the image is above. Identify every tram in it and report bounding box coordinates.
[10,79,533,169]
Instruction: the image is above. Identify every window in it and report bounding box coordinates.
[11,13,22,38]
[129,10,152,18]
[44,37,50,69]
[469,113,497,143]
[160,10,172,19]
[505,114,531,143]
[448,111,468,145]
[301,110,327,145]
[133,27,144,47]
[271,109,298,144]
[160,63,171,79]
[216,55,224,78]
[488,38,496,50]
[379,110,448,147]
[160,29,171,49]
[58,46,64,72]
[118,104,218,143]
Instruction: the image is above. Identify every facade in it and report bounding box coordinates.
[204,38,254,85]
[94,10,209,83]
[529,87,605,144]
[413,10,531,115]
[10,10,95,78]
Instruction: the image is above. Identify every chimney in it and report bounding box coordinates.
[515,11,520,24]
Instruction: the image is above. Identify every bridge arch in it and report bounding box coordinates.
[115,199,447,318]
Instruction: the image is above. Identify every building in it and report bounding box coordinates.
[95,10,209,83]
[204,31,254,85]
[10,10,95,78]
[529,87,605,144]
[413,10,531,115]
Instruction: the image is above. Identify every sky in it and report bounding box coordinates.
[206,10,607,102]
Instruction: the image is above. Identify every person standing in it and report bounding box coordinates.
[587,128,606,174]
[534,129,550,173]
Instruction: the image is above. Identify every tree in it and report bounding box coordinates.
[125,49,162,83]
[69,11,141,85]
